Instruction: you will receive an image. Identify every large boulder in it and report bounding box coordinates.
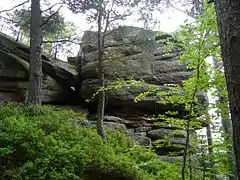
[76,26,207,155]
[148,129,187,140]
[78,26,197,114]
[0,32,78,103]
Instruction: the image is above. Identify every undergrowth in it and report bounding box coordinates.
[0,103,181,180]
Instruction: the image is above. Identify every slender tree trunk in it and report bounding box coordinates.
[54,43,58,60]
[188,157,193,180]
[182,122,190,180]
[206,122,216,179]
[201,145,207,180]
[215,1,240,179]
[96,1,106,138]
[27,0,43,106]
[206,124,213,154]
[16,28,21,42]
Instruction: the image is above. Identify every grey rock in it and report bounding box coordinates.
[132,132,147,137]
[72,119,92,127]
[148,128,187,140]
[0,32,78,104]
[126,128,135,135]
[73,120,128,133]
[131,135,152,146]
[148,128,171,140]
[103,115,152,128]
[158,156,183,163]
[80,26,188,85]
[104,115,135,126]
[104,115,124,122]
[104,115,131,125]
[171,138,186,145]
[103,122,127,132]
[79,26,207,115]
[135,127,152,132]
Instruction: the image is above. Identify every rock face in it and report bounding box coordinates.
[0,32,78,103]
[0,27,207,156]
[103,115,188,154]
[78,26,195,114]
[75,26,207,155]
[74,116,188,155]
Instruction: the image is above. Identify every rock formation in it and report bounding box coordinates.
[0,32,77,103]
[73,26,208,155]
[77,26,195,113]
[0,26,207,155]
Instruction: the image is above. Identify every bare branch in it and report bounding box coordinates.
[108,11,132,24]
[43,38,80,45]
[0,15,18,24]
[41,5,63,27]
[41,3,65,13]
[172,6,195,18]
[102,11,110,38]
[0,0,29,14]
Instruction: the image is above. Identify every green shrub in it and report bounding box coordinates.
[0,104,180,180]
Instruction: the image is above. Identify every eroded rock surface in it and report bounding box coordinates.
[0,27,207,156]
[78,26,194,115]
[73,115,188,154]
[75,26,207,155]
[0,32,78,103]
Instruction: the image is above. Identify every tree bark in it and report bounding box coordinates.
[27,0,43,106]
[96,0,106,138]
[215,1,240,178]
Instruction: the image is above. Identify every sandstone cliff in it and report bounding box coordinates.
[0,32,77,103]
[73,26,207,155]
[0,26,207,155]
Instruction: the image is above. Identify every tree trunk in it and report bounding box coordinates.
[215,1,240,178]
[54,43,58,60]
[96,1,106,138]
[205,122,217,179]
[27,0,43,106]
[206,124,213,154]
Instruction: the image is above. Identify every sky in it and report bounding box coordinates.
[61,6,190,33]
[0,0,189,32]
[0,0,191,57]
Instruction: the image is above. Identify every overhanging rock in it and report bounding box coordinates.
[0,32,78,103]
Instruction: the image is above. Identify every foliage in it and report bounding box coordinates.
[12,9,65,38]
[0,103,183,180]
[156,3,231,178]
[11,8,80,58]
[174,3,232,178]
